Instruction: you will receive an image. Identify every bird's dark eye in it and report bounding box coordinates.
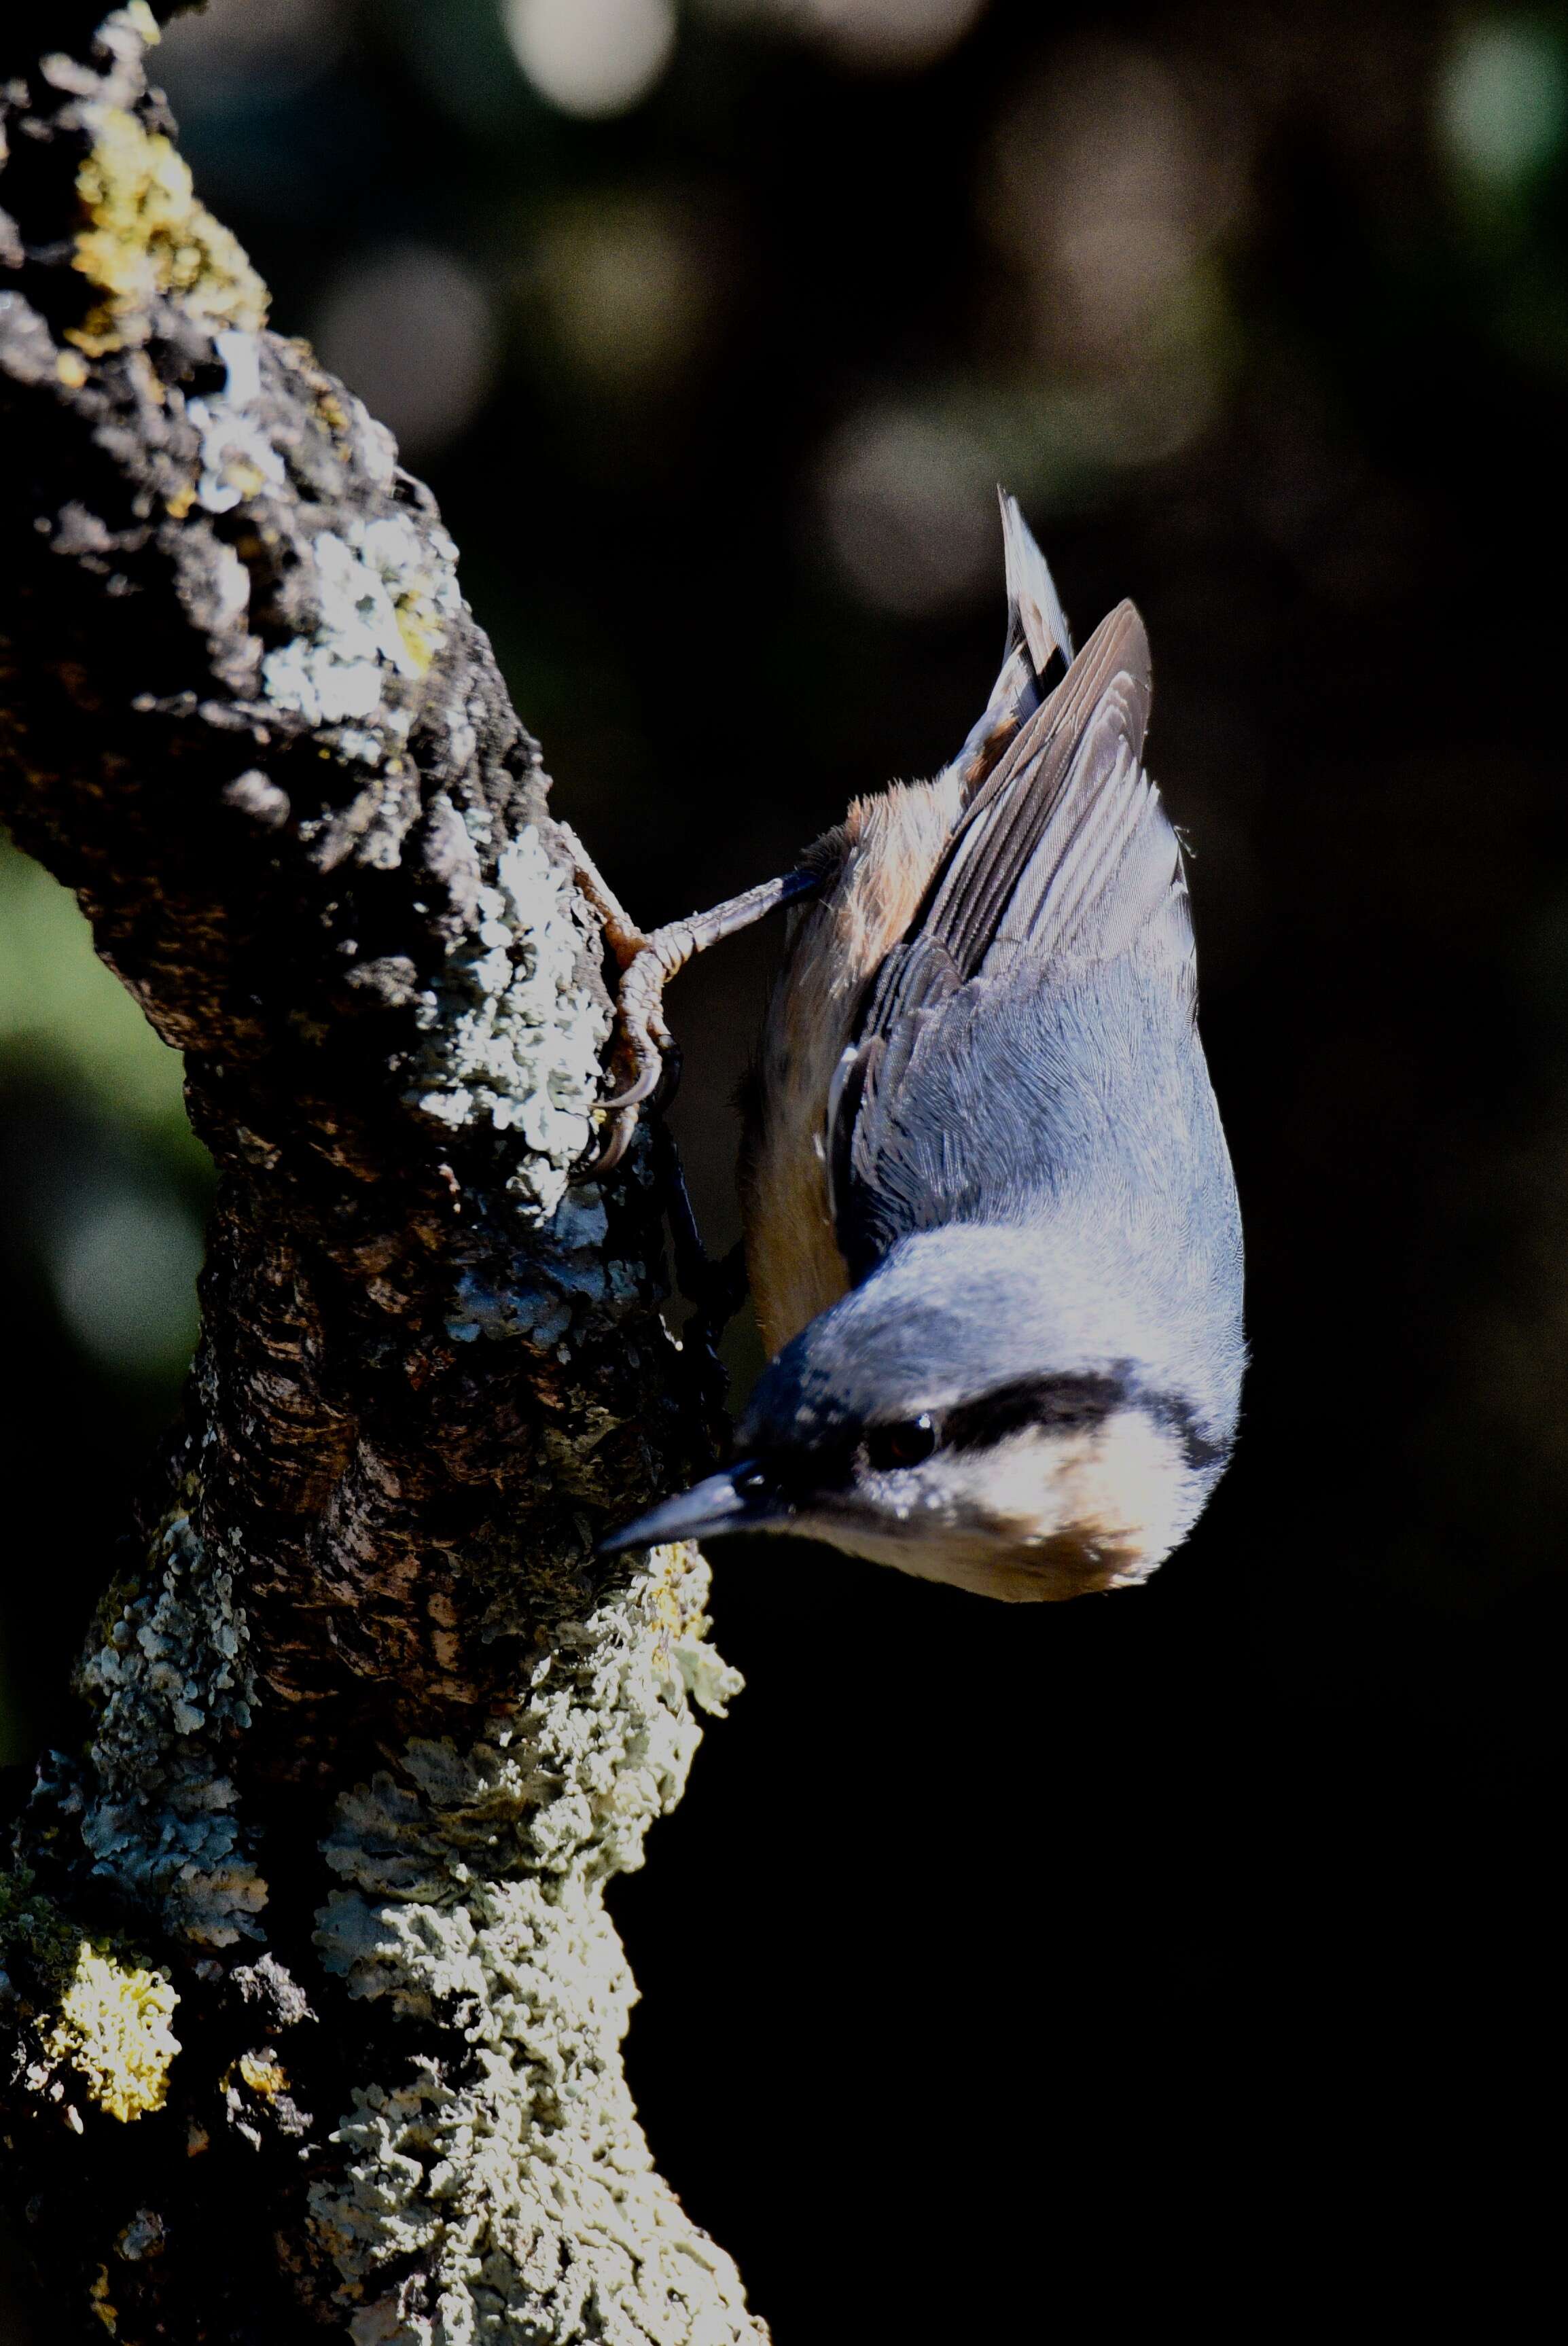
[864,1414,938,1473]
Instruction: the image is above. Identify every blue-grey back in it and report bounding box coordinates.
[859,941,1241,1412]
[815,592,1245,1455]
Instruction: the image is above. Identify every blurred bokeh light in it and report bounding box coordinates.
[0,845,192,1130]
[697,0,990,73]
[817,402,994,613]
[48,1184,204,1383]
[503,0,678,118]
[313,242,497,461]
[0,836,208,1773]
[984,42,1244,363]
[522,192,721,390]
[1440,19,1568,188]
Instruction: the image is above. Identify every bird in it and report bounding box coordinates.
[588,492,1245,1601]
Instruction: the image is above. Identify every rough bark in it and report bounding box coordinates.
[0,9,761,2341]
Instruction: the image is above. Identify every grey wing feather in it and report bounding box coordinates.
[834,598,1196,1273]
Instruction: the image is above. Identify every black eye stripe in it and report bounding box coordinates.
[754,1376,1228,1491]
[943,1373,1123,1452]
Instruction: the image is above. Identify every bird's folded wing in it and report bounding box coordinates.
[832,599,1194,1269]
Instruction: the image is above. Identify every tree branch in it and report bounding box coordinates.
[0,8,760,2339]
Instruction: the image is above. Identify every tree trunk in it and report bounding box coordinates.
[0,8,762,2340]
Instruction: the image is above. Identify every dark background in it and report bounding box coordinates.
[3,0,1563,2330]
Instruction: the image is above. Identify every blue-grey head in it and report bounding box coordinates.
[605,1220,1243,1602]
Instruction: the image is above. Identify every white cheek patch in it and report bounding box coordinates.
[864,1409,1200,1595]
[1016,1410,1199,1567]
[797,1409,1205,1601]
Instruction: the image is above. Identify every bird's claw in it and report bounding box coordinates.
[599,986,677,1110]
[590,1048,683,1176]
[588,1108,638,1178]
[582,945,683,1175]
[555,824,679,1177]
[601,1065,661,1114]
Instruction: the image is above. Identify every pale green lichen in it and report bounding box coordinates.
[69,102,268,356]
[75,1511,267,1946]
[0,1874,181,2125]
[410,822,612,1220]
[42,1943,180,2123]
[309,1548,762,2346]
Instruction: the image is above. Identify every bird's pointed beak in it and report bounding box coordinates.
[597,1463,791,1556]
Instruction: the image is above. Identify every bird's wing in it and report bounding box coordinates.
[831,599,1194,1271]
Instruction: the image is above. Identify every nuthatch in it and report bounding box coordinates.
[590,493,1244,1600]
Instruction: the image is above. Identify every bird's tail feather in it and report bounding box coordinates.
[952,491,1074,797]
[999,487,1072,677]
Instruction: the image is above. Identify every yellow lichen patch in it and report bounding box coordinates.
[56,349,89,389]
[639,1542,745,1717]
[124,1,161,42]
[236,2048,289,2097]
[224,456,269,503]
[89,2265,118,2336]
[392,591,446,685]
[649,1541,715,1635]
[43,1944,181,2122]
[641,1539,728,1690]
[641,1542,692,1649]
[69,106,268,356]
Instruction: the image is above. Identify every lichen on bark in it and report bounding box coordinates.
[310,1546,747,2346]
[0,1873,179,2129]
[0,8,761,2340]
[70,1508,264,1950]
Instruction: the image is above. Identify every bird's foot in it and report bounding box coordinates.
[558,824,687,1173]
[560,825,822,1177]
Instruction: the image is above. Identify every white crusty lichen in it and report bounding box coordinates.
[74,1510,266,1947]
[410,820,612,1221]
[309,1544,758,2346]
[185,325,285,515]
[262,507,462,762]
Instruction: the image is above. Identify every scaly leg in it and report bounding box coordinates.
[559,823,820,1172]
